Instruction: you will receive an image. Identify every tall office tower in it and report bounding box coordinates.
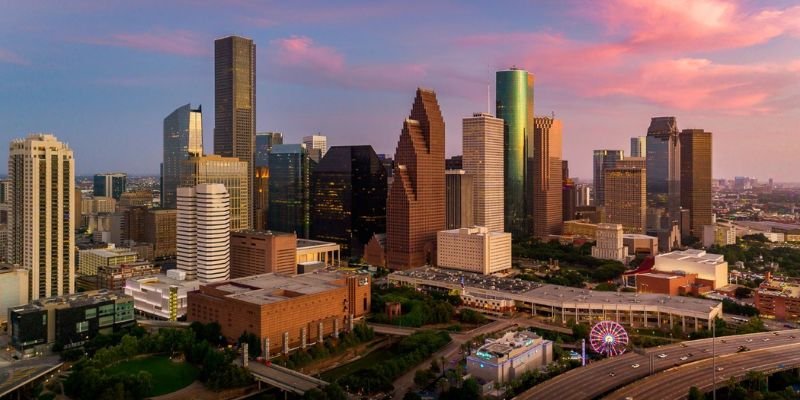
[302,134,328,163]
[532,116,563,237]
[646,117,681,220]
[8,134,75,300]
[268,144,315,238]
[386,88,445,270]
[496,68,534,237]
[592,150,624,206]
[604,167,646,233]
[0,179,9,262]
[680,129,713,239]
[445,170,474,229]
[183,155,249,231]
[576,184,592,207]
[93,173,127,200]
[253,132,282,230]
[630,136,646,158]
[616,157,646,169]
[310,145,387,256]
[463,113,504,233]
[563,178,577,222]
[177,184,230,282]
[162,103,203,208]
[215,35,255,228]
[254,132,283,167]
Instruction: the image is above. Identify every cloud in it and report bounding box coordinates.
[238,2,405,27]
[0,49,30,65]
[81,29,208,57]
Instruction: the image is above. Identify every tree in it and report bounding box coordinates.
[688,386,705,400]
[403,392,423,400]
[734,287,753,299]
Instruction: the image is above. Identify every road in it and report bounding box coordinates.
[606,343,800,399]
[514,329,800,400]
[0,356,62,397]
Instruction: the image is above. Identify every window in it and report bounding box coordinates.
[76,321,89,333]
[85,308,97,319]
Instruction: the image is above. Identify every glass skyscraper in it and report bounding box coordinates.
[592,150,624,206]
[93,173,127,200]
[162,103,202,208]
[646,117,681,220]
[254,132,283,167]
[310,145,387,256]
[496,68,533,237]
[268,144,316,238]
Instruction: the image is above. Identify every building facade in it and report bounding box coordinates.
[125,269,199,320]
[162,103,203,208]
[654,249,728,289]
[177,184,231,282]
[8,134,75,301]
[78,246,138,276]
[269,144,315,238]
[532,117,563,237]
[445,170,474,230]
[183,154,249,231]
[646,117,681,224]
[437,227,512,275]
[680,129,713,239]
[96,261,161,291]
[592,149,624,206]
[302,134,328,163]
[255,132,283,167]
[604,167,646,233]
[591,223,628,261]
[93,173,127,200]
[0,264,29,325]
[386,88,446,270]
[467,330,553,384]
[145,209,177,258]
[630,136,646,158]
[462,113,504,233]
[230,230,297,278]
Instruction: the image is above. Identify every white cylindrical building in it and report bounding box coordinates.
[177,184,230,282]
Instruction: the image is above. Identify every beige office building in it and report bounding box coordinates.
[184,154,249,231]
[604,167,646,233]
[78,246,138,276]
[591,223,628,261]
[462,113,504,233]
[437,227,512,275]
[532,117,563,238]
[177,184,231,283]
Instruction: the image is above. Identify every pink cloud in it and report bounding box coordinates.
[81,29,207,57]
[0,49,30,65]
[273,36,345,75]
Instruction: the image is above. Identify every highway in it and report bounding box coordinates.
[514,329,800,400]
[606,343,800,399]
[0,356,62,398]
[238,359,327,395]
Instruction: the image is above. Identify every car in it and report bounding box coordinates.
[609,372,616,377]
[631,364,640,368]
[687,353,693,357]
[773,331,780,336]
[763,338,770,342]
[703,348,710,353]
[746,338,753,342]
[657,353,667,358]
[737,346,749,353]
[680,343,688,348]
[791,336,796,339]
[680,356,688,361]
[720,339,727,343]
[717,367,724,371]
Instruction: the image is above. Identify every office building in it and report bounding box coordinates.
[754,273,800,321]
[532,116,563,237]
[9,291,134,357]
[78,245,138,276]
[230,230,297,278]
[592,150,624,206]
[386,88,446,270]
[310,145,387,255]
[604,167,646,233]
[269,144,315,238]
[702,222,736,248]
[364,233,386,268]
[0,180,8,262]
[653,249,728,289]
[576,184,591,207]
[437,227,512,275]
[145,209,177,258]
[591,223,628,262]
[125,269,200,320]
[119,191,154,208]
[302,134,328,163]
[646,117,681,223]
[630,136,646,158]
[563,220,598,239]
[445,155,463,170]
[187,271,371,356]
[255,132,283,167]
[623,234,659,257]
[253,132,283,230]
[162,103,203,208]
[177,184,231,282]
[467,330,553,384]
[93,173,127,200]
[496,68,534,237]
[445,170,474,230]
[96,261,161,291]
[183,154,249,231]
[680,129,713,239]
[563,176,577,223]
[616,157,646,170]
[462,113,504,233]
[8,134,75,301]
[0,264,29,325]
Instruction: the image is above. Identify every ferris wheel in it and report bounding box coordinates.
[589,320,629,357]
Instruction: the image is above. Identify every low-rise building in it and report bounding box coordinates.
[754,273,800,321]
[436,227,512,275]
[623,233,658,256]
[0,264,28,326]
[96,261,161,291]
[467,330,553,384]
[591,223,628,262]
[78,245,138,276]
[702,222,737,248]
[9,291,135,357]
[296,238,341,267]
[124,269,200,320]
[563,220,597,239]
[636,271,712,296]
[654,249,728,289]
[230,230,297,278]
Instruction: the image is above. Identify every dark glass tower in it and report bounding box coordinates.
[268,144,315,238]
[215,36,255,227]
[93,173,127,200]
[162,104,203,208]
[255,132,283,168]
[592,150,624,206]
[646,117,681,223]
[496,68,533,237]
[310,145,387,256]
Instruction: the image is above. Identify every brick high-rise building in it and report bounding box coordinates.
[463,113,504,233]
[230,230,296,278]
[680,129,713,239]
[532,117,563,237]
[386,88,445,270]
[604,167,646,233]
[145,209,177,258]
[592,149,624,206]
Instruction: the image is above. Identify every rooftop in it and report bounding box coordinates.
[656,249,725,265]
[128,274,201,291]
[10,290,131,314]
[476,330,542,358]
[297,238,341,250]
[203,270,365,305]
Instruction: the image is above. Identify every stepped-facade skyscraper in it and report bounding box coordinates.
[8,134,75,300]
[177,183,230,283]
[496,68,533,237]
[463,113,504,233]
[386,88,445,270]
[215,36,255,227]
[162,103,203,209]
[532,116,563,237]
[680,129,713,238]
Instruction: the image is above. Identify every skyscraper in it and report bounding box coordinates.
[215,35,255,227]
[253,132,282,230]
[445,170,474,229]
[254,132,283,168]
[496,68,533,237]
[0,179,9,262]
[386,88,445,270]
[630,136,646,158]
[163,103,203,208]
[310,145,387,256]
[593,150,624,206]
[268,144,315,238]
[462,113,504,233]
[177,184,230,283]
[604,167,646,233]
[680,129,713,239]
[646,117,681,221]
[302,134,328,163]
[93,173,127,200]
[8,134,75,300]
[562,161,577,222]
[532,116,563,237]
[183,155,249,231]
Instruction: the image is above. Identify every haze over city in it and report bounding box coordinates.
[1,0,798,180]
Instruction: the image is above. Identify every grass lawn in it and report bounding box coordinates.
[320,347,393,381]
[106,355,199,396]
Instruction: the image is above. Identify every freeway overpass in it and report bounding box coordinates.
[606,343,800,399]
[0,357,63,398]
[239,359,328,395]
[514,329,800,400]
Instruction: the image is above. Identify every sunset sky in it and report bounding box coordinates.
[1,0,798,181]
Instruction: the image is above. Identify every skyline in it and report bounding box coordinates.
[1,0,799,180]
